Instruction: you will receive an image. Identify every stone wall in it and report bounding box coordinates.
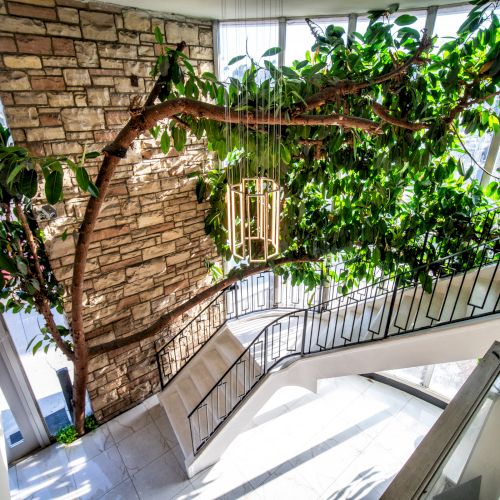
[0,0,219,421]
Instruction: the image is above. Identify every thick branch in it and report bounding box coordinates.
[371,102,427,131]
[144,98,382,133]
[15,201,75,361]
[88,256,317,356]
[303,34,431,110]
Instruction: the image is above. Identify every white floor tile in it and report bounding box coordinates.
[69,445,129,499]
[107,403,153,444]
[117,421,172,475]
[131,448,190,500]
[99,478,140,500]
[65,423,115,466]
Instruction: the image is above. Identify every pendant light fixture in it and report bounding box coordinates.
[223,0,283,263]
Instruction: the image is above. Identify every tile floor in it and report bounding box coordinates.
[8,375,442,500]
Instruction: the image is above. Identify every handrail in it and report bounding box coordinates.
[188,237,500,454]
[155,204,499,391]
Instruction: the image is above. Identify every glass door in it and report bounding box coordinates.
[0,316,50,464]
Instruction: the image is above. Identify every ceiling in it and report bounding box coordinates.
[99,0,466,20]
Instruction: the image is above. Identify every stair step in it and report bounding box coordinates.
[159,390,192,459]
[216,332,245,364]
[177,375,204,413]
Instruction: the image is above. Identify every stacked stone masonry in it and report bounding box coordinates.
[0,0,219,421]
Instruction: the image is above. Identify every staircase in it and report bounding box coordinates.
[155,222,500,477]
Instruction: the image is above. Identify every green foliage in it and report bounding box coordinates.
[55,424,78,444]
[148,2,499,288]
[0,124,101,352]
[55,415,99,444]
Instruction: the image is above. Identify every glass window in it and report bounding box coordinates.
[433,5,471,47]
[3,309,91,436]
[285,17,348,66]
[356,10,427,37]
[218,21,279,81]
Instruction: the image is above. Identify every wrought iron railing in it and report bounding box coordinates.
[156,204,499,390]
[155,260,353,388]
[188,238,500,455]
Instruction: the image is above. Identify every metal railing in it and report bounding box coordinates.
[155,204,499,390]
[188,238,500,455]
[155,259,354,388]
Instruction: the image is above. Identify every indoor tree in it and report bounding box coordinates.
[0,0,499,435]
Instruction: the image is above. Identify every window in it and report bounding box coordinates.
[432,5,471,48]
[355,10,427,37]
[218,21,279,81]
[285,17,348,66]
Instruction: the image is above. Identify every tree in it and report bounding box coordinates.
[0,0,499,435]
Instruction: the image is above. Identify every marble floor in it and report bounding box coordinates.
[8,375,442,500]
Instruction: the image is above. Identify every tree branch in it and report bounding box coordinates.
[88,256,318,356]
[15,201,75,361]
[143,98,383,133]
[303,34,431,110]
[371,102,428,131]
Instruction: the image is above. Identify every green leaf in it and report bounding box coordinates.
[261,47,281,58]
[0,254,17,274]
[395,14,418,26]
[87,181,99,198]
[45,170,63,204]
[154,26,164,44]
[32,340,43,355]
[150,125,160,140]
[172,127,187,152]
[16,257,28,276]
[280,144,291,164]
[227,55,245,66]
[160,129,171,154]
[76,167,90,192]
[6,163,23,185]
[85,151,100,159]
[19,169,38,198]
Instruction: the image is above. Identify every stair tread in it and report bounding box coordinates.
[159,390,192,459]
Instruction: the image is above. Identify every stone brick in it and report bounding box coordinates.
[81,11,117,41]
[105,110,128,126]
[13,0,54,5]
[47,91,73,106]
[0,15,46,34]
[5,106,39,128]
[114,76,144,93]
[87,87,110,106]
[137,45,154,57]
[97,42,136,59]
[61,107,104,130]
[31,76,65,90]
[123,60,151,77]
[63,68,91,86]
[57,6,79,23]
[123,9,150,32]
[7,1,57,20]
[100,58,122,69]
[74,41,99,67]
[118,30,139,45]
[26,126,65,142]
[0,35,16,52]
[39,110,61,126]
[16,34,52,54]
[166,251,191,266]
[0,70,30,90]
[199,27,212,47]
[131,302,151,321]
[3,55,42,69]
[52,37,74,55]
[46,22,81,38]
[42,55,77,67]
[165,20,198,45]
[13,91,47,105]
[94,269,126,291]
[190,45,213,61]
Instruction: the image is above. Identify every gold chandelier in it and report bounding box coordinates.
[227,176,280,262]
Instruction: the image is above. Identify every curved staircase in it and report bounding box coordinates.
[154,214,500,478]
